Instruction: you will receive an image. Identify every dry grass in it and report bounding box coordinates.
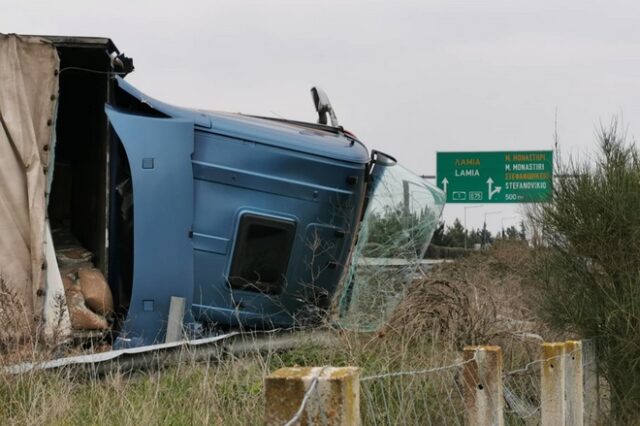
[0,331,466,425]
[0,241,560,425]
[384,241,562,347]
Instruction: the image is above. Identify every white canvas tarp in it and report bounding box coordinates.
[0,34,60,336]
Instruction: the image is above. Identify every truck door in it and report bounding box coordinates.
[106,106,194,346]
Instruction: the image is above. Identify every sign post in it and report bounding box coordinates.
[436,151,553,203]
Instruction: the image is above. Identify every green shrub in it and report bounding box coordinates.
[530,120,640,423]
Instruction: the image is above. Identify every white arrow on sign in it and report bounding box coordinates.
[487,177,502,200]
[441,177,449,193]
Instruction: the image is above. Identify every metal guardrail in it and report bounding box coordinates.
[4,329,340,376]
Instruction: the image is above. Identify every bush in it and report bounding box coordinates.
[530,121,640,423]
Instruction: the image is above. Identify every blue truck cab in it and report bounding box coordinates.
[107,77,371,346]
[41,35,443,347]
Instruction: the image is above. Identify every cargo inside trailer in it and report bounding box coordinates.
[48,44,109,273]
[45,37,134,336]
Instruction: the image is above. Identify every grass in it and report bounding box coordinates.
[0,242,561,425]
[0,333,543,425]
[0,330,474,425]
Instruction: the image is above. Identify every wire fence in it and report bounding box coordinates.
[283,366,328,426]
[359,356,474,426]
[277,342,597,426]
[503,360,543,424]
[279,352,477,426]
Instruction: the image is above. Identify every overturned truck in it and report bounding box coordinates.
[0,34,445,350]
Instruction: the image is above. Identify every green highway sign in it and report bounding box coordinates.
[436,150,553,203]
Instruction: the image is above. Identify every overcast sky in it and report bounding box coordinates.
[4,0,640,233]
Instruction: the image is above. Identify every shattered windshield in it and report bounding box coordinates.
[335,163,446,330]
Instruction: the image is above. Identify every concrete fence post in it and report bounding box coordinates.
[463,345,504,426]
[581,339,598,426]
[264,366,361,426]
[564,340,584,426]
[541,342,567,426]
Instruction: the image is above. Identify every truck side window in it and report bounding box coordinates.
[228,214,296,294]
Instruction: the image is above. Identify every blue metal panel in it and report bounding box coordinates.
[190,127,367,328]
[106,106,194,346]
[115,77,212,128]
[108,79,370,340]
[192,232,229,255]
[192,161,353,202]
[115,77,369,164]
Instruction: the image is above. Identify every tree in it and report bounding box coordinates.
[445,218,466,247]
[530,121,640,422]
[480,221,493,247]
[518,220,526,240]
[430,220,447,246]
[503,225,520,240]
[467,228,482,245]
